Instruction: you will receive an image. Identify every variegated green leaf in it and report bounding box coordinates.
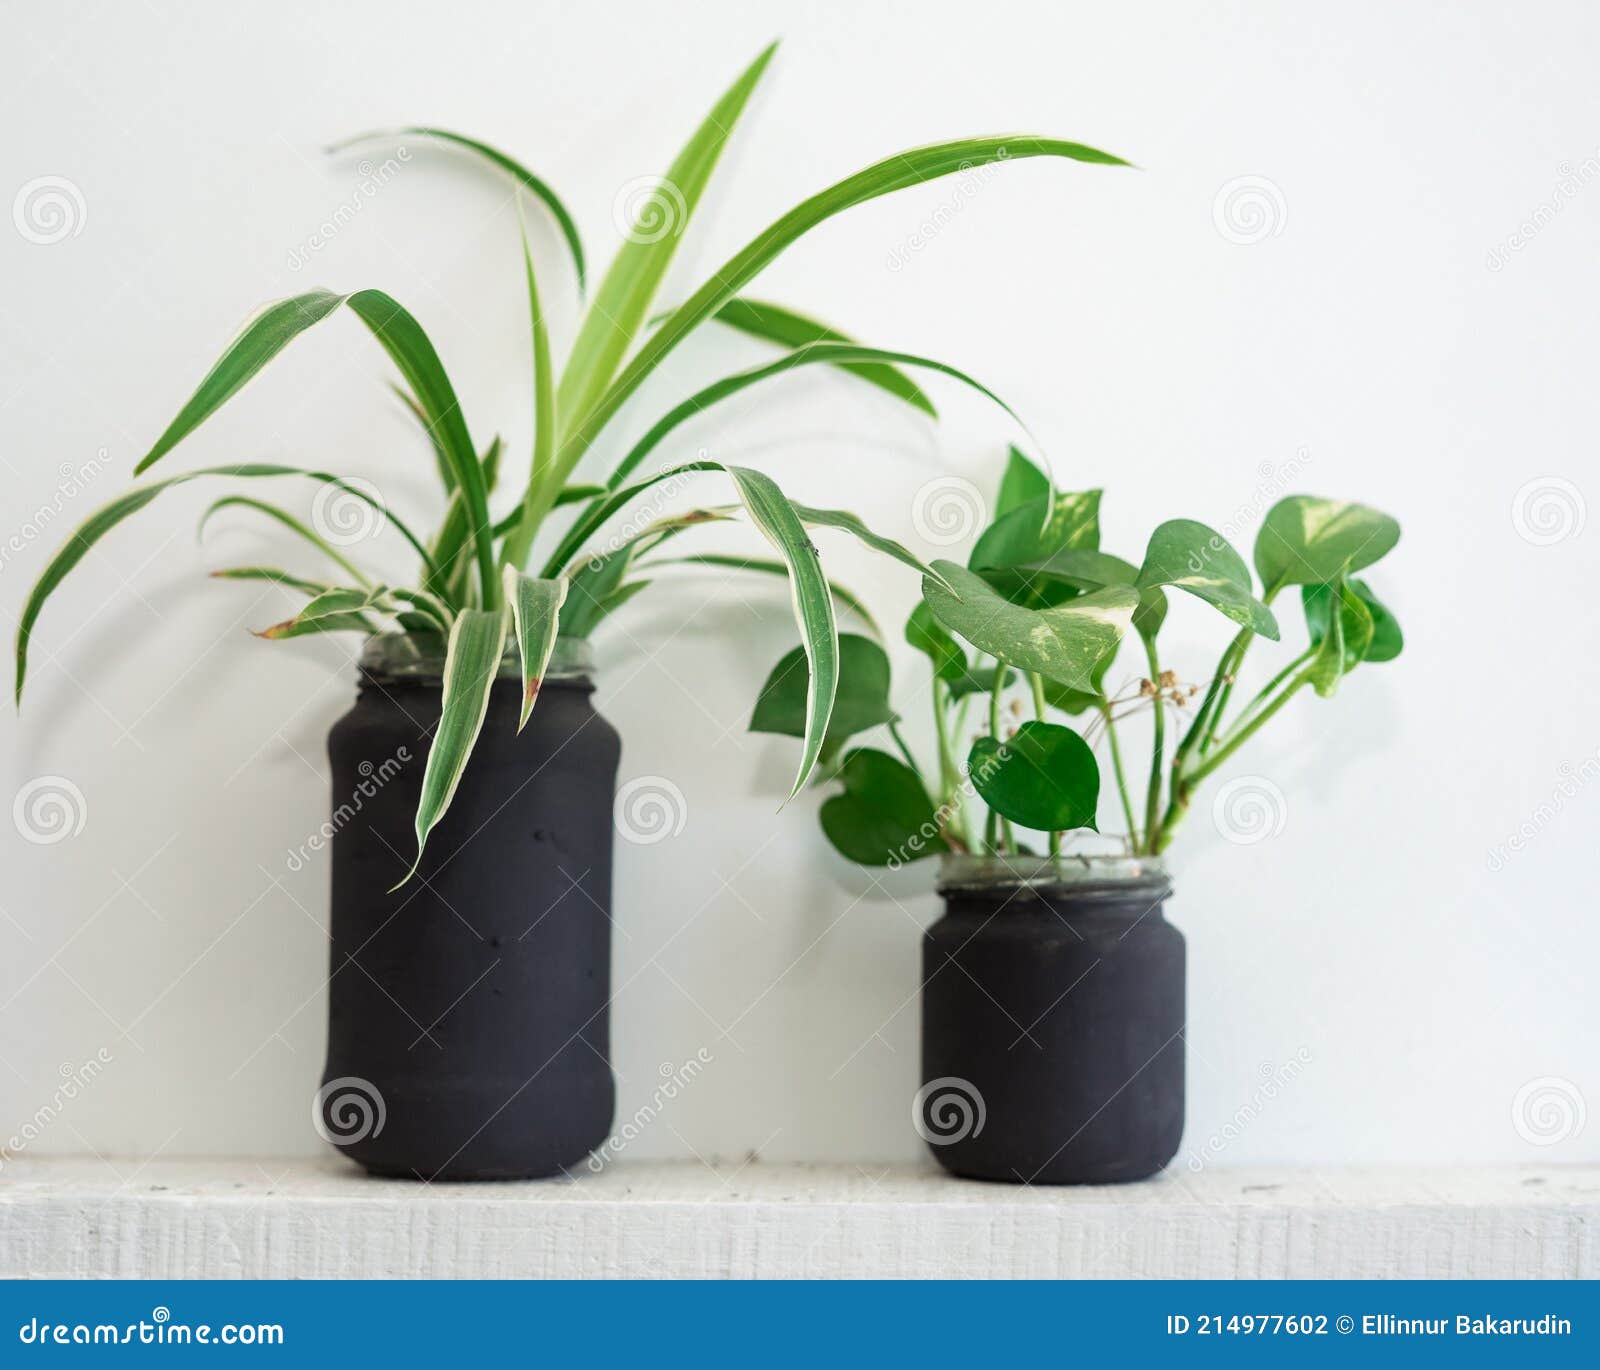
[558,43,777,437]
[133,287,494,606]
[330,127,587,292]
[199,495,373,587]
[255,584,389,640]
[399,608,509,887]
[553,134,1127,487]
[707,297,936,416]
[501,213,560,573]
[922,560,1135,694]
[726,466,837,797]
[15,463,412,703]
[599,341,1020,493]
[502,567,568,730]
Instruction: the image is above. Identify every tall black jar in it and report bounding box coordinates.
[318,634,619,1180]
[920,855,1183,1184]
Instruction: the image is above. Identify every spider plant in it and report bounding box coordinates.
[13,44,1129,881]
[751,448,1402,863]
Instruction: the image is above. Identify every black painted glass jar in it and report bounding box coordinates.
[920,854,1183,1184]
[318,634,619,1180]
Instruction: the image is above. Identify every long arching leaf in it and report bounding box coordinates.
[500,214,559,572]
[15,463,405,703]
[135,292,348,473]
[541,460,723,576]
[132,288,494,606]
[557,42,778,437]
[725,467,838,798]
[199,495,373,587]
[543,457,841,793]
[330,128,587,293]
[598,341,1020,493]
[255,584,389,640]
[792,503,955,593]
[553,134,1128,486]
[640,553,881,636]
[709,297,936,417]
[399,608,509,887]
[210,566,335,597]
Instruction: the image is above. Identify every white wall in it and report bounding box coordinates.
[3,0,1595,1173]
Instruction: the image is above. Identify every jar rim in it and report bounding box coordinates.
[936,851,1170,895]
[358,631,595,684]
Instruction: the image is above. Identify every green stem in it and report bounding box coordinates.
[1028,673,1061,858]
[1172,626,1249,777]
[987,661,1012,855]
[1141,636,1165,852]
[930,680,976,850]
[1152,666,1311,853]
[888,719,926,790]
[1222,646,1314,742]
[1101,704,1139,847]
[1189,671,1310,788]
[1192,584,1282,759]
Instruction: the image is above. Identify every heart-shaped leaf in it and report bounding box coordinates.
[947,664,1017,699]
[1136,518,1279,639]
[1305,577,1375,697]
[969,490,1101,607]
[751,634,895,764]
[1255,496,1400,595]
[995,446,1050,517]
[1304,577,1399,666]
[819,748,946,866]
[968,721,1099,832]
[922,561,1135,694]
[1023,547,1169,645]
[904,601,966,683]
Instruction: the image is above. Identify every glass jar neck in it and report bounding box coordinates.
[937,852,1171,903]
[357,632,595,686]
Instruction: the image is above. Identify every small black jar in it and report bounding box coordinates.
[920,855,1183,1184]
[318,634,619,1180]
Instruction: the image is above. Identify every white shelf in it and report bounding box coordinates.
[1,1158,1594,1279]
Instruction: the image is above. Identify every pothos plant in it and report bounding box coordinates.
[13,44,1130,882]
[752,448,1401,863]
